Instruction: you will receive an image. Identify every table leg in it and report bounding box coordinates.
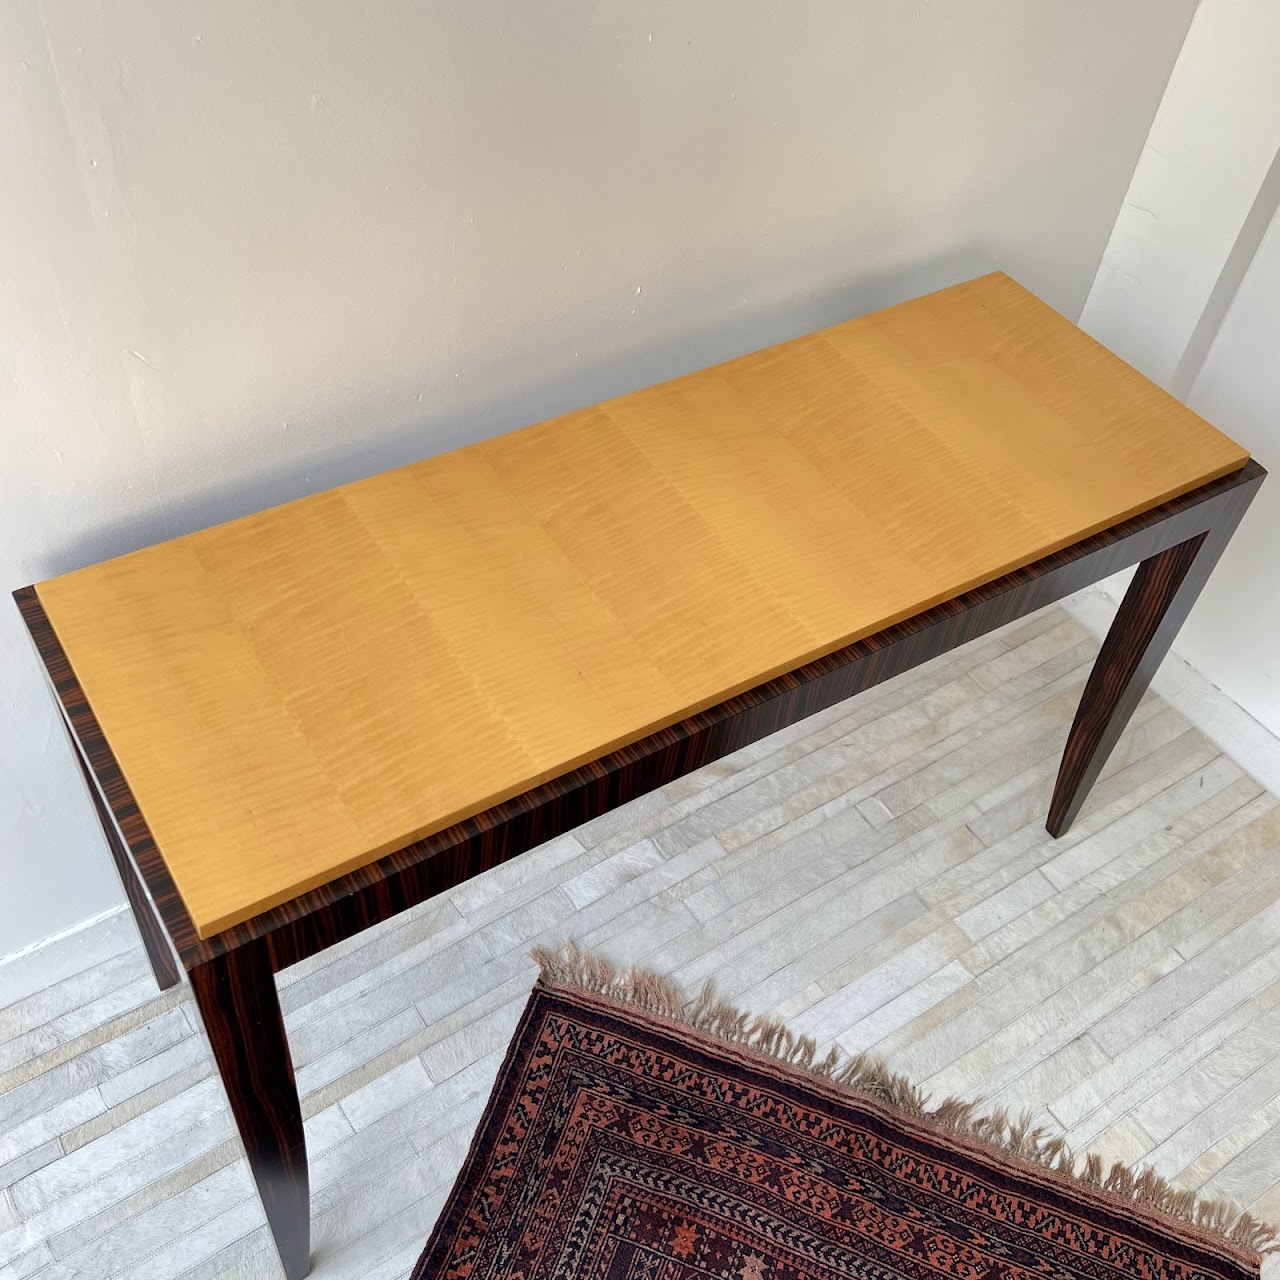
[1047,472,1261,837]
[66,730,181,991]
[191,938,310,1280]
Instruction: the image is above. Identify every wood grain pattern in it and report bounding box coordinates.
[13,461,1264,976]
[30,273,1250,937]
[1048,467,1262,835]
[63,727,181,991]
[188,939,308,1280]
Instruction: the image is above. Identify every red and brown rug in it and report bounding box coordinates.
[415,945,1277,1279]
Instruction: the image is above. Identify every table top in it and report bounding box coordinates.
[36,272,1249,937]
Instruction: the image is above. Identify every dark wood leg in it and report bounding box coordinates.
[191,938,310,1280]
[64,729,181,990]
[1047,473,1262,837]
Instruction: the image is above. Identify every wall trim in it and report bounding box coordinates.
[0,902,127,970]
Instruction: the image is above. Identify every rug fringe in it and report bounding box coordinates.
[533,942,1280,1260]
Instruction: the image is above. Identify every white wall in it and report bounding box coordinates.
[1079,0,1280,740]
[1178,209,1280,732]
[0,0,1196,959]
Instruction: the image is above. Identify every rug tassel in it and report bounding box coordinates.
[532,942,1280,1260]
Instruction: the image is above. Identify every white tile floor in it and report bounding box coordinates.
[1,605,1278,1278]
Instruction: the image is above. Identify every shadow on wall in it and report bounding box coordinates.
[42,246,993,580]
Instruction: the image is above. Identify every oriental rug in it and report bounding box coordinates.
[414,945,1276,1279]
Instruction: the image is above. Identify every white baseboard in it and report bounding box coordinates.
[0,904,134,1007]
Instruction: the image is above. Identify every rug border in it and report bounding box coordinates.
[410,985,555,1280]
[412,949,1276,1278]
[532,943,1277,1268]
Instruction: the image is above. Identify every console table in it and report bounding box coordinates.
[14,273,1262,1278]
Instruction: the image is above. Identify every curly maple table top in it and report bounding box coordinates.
[35,272,1249,936]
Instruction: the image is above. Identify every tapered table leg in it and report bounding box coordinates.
[65,729,181,990]
[191,938,310,1280]
[1047,471,1262,837]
